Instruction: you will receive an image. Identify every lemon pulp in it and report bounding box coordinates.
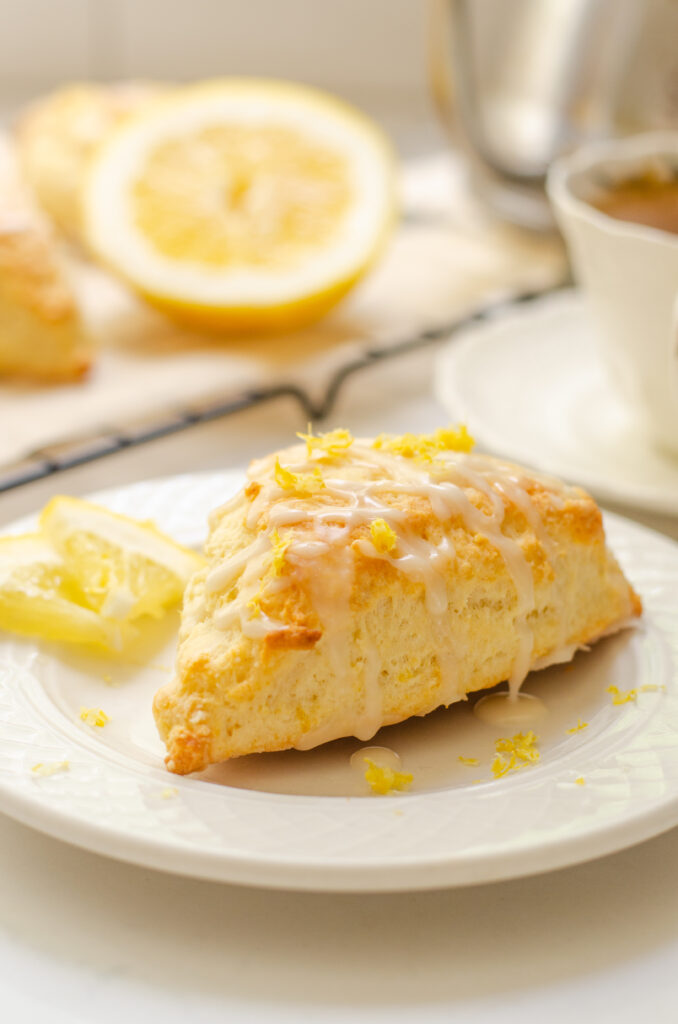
[0,534,122,649]
[40,496,203,621]
[133,124,353,270]
[85,79,396,331]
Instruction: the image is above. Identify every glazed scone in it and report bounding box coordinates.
[153,428,642,774]
[0,142,90,380]
[16,81,168,243]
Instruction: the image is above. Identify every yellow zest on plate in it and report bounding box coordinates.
[0,497,203,652]
[363,757,413,796]
[80,707,109,728]
[566,718,589,734]
[372,425,475,463]
[297,426,354,461]
[370,518,398,554]
[575,776,586,786]
[274,458,325,495]
[84,80,396,332]
[31,761,70,776]
[607,684,637,705]
[458,755,480,767]
[607,683,663,705]
[491,731,540,778]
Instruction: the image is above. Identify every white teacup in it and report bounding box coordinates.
[547,132,678,458]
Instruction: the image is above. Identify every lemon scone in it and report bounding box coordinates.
[153,428,641,774]
[0,141,90,380]
[16,81,167,243]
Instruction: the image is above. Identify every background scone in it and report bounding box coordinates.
[16,81,168,243]
[154,429,642,774]
[0,142,90,380]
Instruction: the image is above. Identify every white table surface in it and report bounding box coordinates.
[2,345,678,1024]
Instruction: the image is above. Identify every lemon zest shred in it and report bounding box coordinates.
[80,707,109,728]
[606,684,637,705]
[566,718,589,734]
[270,528,291,577]
[247,580,265,615]
[296,425,354,460]
[363,757,413,795]
[492,731,540,778]
[491,753,517,778]
[575,776,586,786]
[31,760,69,776]
[373,425,475,464]
[274,458,325,495]
[370,518,398,554]
[458,755,480,767]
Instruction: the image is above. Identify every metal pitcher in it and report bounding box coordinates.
[430,0,643,229]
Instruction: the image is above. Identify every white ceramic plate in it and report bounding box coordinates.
[1,471,678,892]
[435,289,678,517]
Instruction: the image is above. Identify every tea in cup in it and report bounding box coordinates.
[547,132,678,458]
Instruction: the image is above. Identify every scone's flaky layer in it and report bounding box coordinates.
[154,432,641,774]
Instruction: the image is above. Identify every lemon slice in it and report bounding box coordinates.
[0,534,122,649]
[40,496,204,621]
[84,79,396,330]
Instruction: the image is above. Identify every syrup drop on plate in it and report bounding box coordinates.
[473,691,547,728]
[350,745,402,772]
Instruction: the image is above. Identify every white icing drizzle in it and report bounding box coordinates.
[205,438,565,745]
[205,534,268,595]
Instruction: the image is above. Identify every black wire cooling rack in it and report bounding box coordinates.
[0,287,559,495]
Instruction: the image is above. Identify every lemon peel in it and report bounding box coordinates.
[458,756,480,767]
[363,758,413,795]
[575,776,586,786]
[372,425,475,464]
[31,761,69,776]
[566,718,589,734]
[80,707,109,728]
[607,685,637,705]
[270,529,291,576]
[370,518,398,554]
[491,731,540,778]
[296,425,353,461]
[274,458,325,495]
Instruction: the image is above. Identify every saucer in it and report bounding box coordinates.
[435,290,678,517]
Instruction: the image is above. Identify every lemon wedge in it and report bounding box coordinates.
[0,534,122,649]
[40,496,204,621]
[84,79,396,331]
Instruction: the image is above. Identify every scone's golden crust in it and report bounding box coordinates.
[153,431,642,774]
[16,81,168,242]
[0,142,91,380]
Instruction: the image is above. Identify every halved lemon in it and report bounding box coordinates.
[0,534,122,650]
[40,496,204,622]
[84,79,396,331]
